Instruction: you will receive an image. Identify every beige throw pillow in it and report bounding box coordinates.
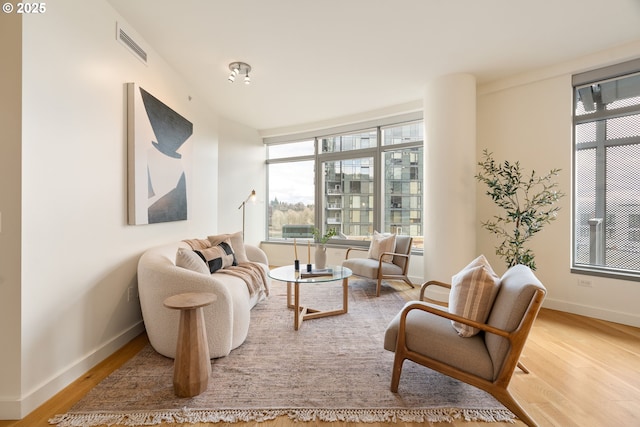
[449,255,500,337]
[367,231,396,263]
[176,248,210,275]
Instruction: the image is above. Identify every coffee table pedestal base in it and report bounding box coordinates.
[286,278,348,330]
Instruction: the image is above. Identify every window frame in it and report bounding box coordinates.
[317,147,379,245]
[571,58,640,281]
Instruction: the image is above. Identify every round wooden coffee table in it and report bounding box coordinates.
[163,292,217,397]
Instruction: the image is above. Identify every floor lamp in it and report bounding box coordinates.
[238,190,256,239]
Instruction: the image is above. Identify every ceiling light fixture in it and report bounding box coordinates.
[228,62,251,85]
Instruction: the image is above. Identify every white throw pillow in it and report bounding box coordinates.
[367,231,396,263]
[176,248,210,275]
[449,255,500,337]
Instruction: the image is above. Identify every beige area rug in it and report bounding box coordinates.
[50,279,515,426]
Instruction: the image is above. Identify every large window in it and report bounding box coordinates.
[266,115,424,250]
[267,140,315,239]
[573,60,640,278]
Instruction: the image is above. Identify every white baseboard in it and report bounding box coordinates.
[543,298,640,328]
[0,321,145,420]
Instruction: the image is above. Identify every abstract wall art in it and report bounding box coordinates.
[127,83,193,225]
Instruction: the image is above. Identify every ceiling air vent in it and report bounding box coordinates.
[116,22,148,64]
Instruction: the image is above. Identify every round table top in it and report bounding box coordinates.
[164,292,217,310]
[268,265,352,283]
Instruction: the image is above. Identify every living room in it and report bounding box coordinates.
[1,0,640,423]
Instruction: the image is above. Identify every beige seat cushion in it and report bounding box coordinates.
[343,258,402,278]
[449,255,500,337]
[384,301,494,380]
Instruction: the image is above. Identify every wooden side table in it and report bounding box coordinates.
[163,292,217,397]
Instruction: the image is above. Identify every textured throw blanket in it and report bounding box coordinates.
[215,262,269,297]
[183,238,211,250]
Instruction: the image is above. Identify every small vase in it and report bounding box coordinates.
[315,245,327,269]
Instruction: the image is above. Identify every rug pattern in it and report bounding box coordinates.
[50,279,514,426]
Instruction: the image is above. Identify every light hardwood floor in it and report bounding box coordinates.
[2,282,639,427]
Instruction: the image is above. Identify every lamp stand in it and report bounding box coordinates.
[237,190,256,240]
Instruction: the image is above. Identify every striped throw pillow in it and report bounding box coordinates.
[449,255,500,337]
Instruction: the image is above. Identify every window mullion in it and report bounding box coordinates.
[595,98,607,222]
[373,126,382,234]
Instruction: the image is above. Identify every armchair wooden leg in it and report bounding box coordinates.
[402,277,414,288]
[517,361,530,374]
[390,353,405,393]
[376,278,382,297]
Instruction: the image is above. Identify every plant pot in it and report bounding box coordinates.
[315,245,327,269]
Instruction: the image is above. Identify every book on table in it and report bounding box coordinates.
[300,268,334,278]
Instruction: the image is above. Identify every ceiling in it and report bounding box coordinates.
[107,0,640,133]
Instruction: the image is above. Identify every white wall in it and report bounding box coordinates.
[217,119,266,246]
[0,0,244,418]
[477,42,640,327]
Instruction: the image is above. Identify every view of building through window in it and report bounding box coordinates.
[321,157,375,239]
[266,120,424,250]
[383,147,423,239]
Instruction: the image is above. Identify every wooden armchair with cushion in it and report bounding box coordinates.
[343,233,414,297]
[384,259,546,427]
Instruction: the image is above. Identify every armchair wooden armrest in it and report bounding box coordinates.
[379,251,409,262]
[344,246,368,259]
[419,280,451,306]
[399,301,512,340]
[345,249,409,264]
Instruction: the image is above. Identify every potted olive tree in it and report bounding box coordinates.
[475,149,564,270]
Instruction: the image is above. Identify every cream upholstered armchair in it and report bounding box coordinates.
[384,264,546,427]
[343,234,414,297]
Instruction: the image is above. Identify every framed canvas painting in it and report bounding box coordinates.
[127,83,193,225]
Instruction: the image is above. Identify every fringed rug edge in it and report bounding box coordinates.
[49,407,516,426]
